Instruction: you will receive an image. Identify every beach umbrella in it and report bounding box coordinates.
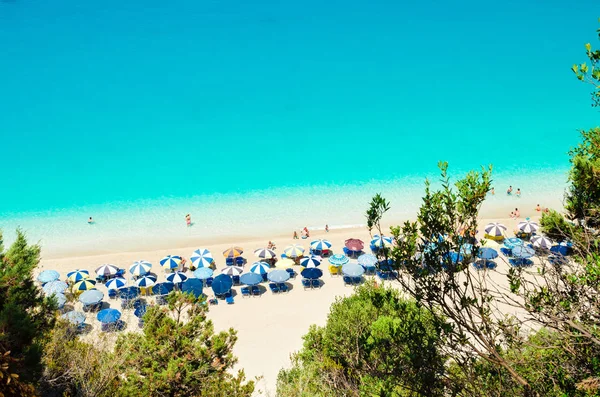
[211,274,233,295]
[513,245,535,259]
[134,304,147,318]
[67,269,89,283]
[62,311,85,325]
[135,275,157,288]
[105,277,127,290]
[329,254,349,267]
[267,269,290,283]
[300,255,322,268]
[447,252,464,263]
[550,244,571,256]
[344,238,364,251]
[152,282,174,295]
[37,270,60,283]
[371,235,393,248]
[119,286,140,300]
[250,261,271,275]
[254,248,276,259]
[95,264,118,277]
[223,246,243,258]
[54,293,67,309]
[310,239,332,251]
[342,263,365,277]
[166,271,188,284]
[517,220,539,234]
[459,243,473,255]
[221,266,243,276]
[160,255,182,270]
[79,290,104,305]
[130,260,152,276]
[531,235,553,250]
[43,280,68,295]
[484,222,507,237]
[240,272,262,286]
[301,268,323,280]
[358,254,378,267]
[73,279,96,291]
[191,248,213,268]
[181,279,204,297]
[477,247,498,260]
[97,308,121,324]
[193,267,214,280]
[283,244,305,258]
[275,258,295,269]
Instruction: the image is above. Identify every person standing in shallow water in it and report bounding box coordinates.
[88,217,94,224]
[185,214,192,227]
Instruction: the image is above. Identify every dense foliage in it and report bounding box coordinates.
[0,230,56,396]
[277,282,447,397]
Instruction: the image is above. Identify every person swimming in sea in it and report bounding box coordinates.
[88,216,94,225]
[516,188,521,197]
[507,186,513,195]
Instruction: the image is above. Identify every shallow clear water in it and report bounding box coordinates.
[0,0,598,251]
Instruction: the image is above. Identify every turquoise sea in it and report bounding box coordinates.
[1,0,599,253]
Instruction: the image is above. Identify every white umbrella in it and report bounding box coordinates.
[254,248,276,259]
[95,264,118,277]
[484,222,507,237]
[517,220,539,234]
[531,235,553,249]
[221,266,243,276]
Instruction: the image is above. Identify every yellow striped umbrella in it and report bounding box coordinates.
[283,244,305,258]
[223,246,244,258]
[73,279,96,291]
[275,258,295,269]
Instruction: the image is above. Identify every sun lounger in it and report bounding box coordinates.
[251,285,261,296]
[311,279,321,288]
[343,276,352,286]
[269,283,280,293]
[156,295,168,305]
[302,279,311,290]
[329,266,340,276]
[235,257,244,266]
[226,296,235,304]
[351,276,362,285]
[278,283,288,292]
[205,277,213,287]
[262,273,268,281]
[232,275,240,285]
[108,289,117,299]
[286,268,296,278]
[241,287,250,297]
[209,298,218,305]
[225,258,234,266]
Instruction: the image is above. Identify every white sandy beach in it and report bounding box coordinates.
[36,206,544,395]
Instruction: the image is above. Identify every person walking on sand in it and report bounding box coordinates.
[325,224,329,232]
[293,231,299,239]
[514,208,520,218]
[491,187,495,195]
[536,204,541,212]
[185,214,192,227]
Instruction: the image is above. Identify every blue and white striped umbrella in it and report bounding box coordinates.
[342,263,365,277]
[62,311,86,325]
[221,266,243,276]
[267,269,290,283]
[43,280,68,295]
[371,235,393,248]
[358,254,377,267]
[310,239,332,251]
[193,267,214,280]
[517,220,539,234]
[160,255,182,270]
[105,277,127,290]
[484,222,507,237]
[67,269,90,283]
[95,264,118,277]
[37,270,60,283]
[166,271,188,284]
[130,260,152,276]
[531,235,553,249]
[300,255,322,268]
[254,248,276,259]
[328,254,349,267]
[135,275,157,288]
[250,261,271,275]
[191,248,213,268]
